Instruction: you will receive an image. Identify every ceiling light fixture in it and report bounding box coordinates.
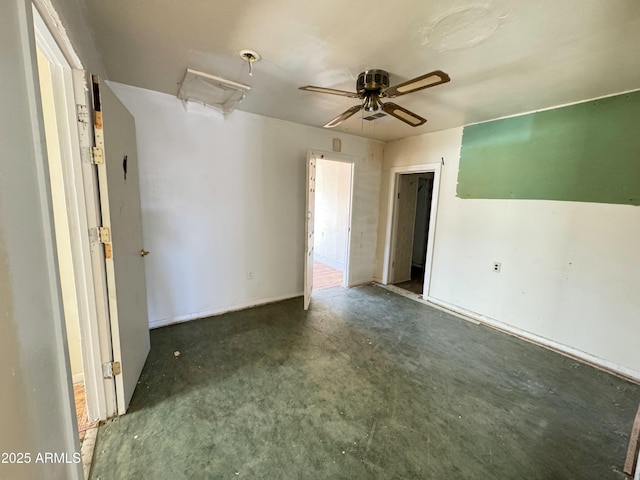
[239,49,261,76]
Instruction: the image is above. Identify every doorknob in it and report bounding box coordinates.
[140,249,150,257]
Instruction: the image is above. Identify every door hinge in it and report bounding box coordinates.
[97,226,111,243]
[102,361,121,378]
[92,147,104,165]
[97,226,113,258]
[89,226,110,244]
[76,104,89,124]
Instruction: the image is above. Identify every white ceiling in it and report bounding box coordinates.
[84,0,640,142]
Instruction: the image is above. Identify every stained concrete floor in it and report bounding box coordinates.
[90,285,640,479]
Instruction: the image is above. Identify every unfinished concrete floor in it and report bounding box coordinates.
[90,285,640,479]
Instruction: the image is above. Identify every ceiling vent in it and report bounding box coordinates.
[177,68,250,116]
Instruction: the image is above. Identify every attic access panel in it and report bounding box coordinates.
[177,68,250,115]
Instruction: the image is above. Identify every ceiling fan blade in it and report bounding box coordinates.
[299,85,360,98]
[381,102,427,127]
[324,105,362,128]
[384,70,450,98]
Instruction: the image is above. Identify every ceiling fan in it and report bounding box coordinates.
[299,69,450,128]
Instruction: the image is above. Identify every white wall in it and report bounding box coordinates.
[377,127,640,378]
[314,159,351,271]
[110,83,382,328]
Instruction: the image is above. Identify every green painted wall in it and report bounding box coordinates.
[457,90,640,205]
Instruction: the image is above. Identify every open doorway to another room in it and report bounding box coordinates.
[382,163,441,299]
[33,6,102,447]
[36,40,94,444]
[312,158,353,290]
[393,173,434,295]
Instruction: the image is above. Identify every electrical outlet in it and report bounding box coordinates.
[493,262,501,273]
[247,271,254,280]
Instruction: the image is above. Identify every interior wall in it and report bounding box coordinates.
[109,82,383,328]
[0,1,86,478]
[376,115,640,378]
[314,159,351,271]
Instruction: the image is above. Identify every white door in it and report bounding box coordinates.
[304,151,316,310]
[92,76,150,415]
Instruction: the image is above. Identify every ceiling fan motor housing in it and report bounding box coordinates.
[357,69,390,94]
[358,69,390,112]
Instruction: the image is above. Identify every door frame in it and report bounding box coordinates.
[304,151,316,310]
[315,155,355,287]
[33,1,114,421]
[381,163,441,296]
[308,149,356,287]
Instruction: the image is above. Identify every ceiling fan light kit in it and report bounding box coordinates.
[300,68,450,128]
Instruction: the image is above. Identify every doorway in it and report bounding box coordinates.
[36,45,91,440]
[393,173,434,294]
[382,164,441,298]
[32,5,151,469]
[32,4,108,443]
[312,158,353,290]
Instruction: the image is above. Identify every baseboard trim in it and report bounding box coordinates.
[148,292,303,329]
[374,283,640,384]
[425,295,640,384]
[376,284,481,325]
